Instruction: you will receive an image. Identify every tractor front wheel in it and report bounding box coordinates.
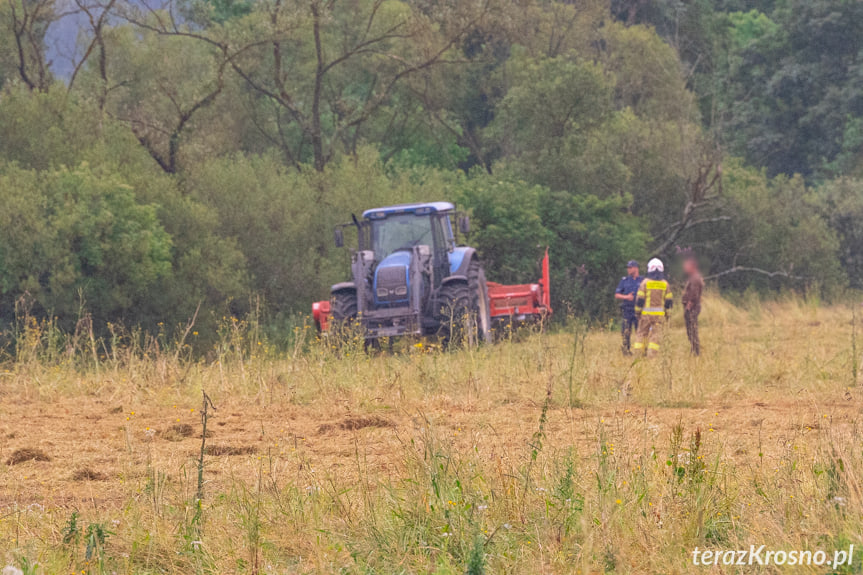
[330,291,360,342]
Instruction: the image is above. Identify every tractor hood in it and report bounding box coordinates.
[374,251,411,307]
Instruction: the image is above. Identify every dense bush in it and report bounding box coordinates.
[0,163,171,326]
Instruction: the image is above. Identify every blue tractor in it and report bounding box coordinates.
[327,202,491,344]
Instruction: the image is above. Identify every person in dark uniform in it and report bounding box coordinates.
[615,260,642,355]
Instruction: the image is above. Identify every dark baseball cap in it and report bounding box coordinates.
[627,260,639,268]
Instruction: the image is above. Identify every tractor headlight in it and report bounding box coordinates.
[394,286,408,296]
[377,288,389,298]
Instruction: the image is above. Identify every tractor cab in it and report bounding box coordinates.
[361,204,465,300]
[367,205,453,256]
[336,203,466,259]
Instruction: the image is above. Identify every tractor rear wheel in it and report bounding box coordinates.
[468,259,492,343]
[435,281,471,348]
[436,258,492,348]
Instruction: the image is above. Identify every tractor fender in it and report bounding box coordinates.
[441,275,468,285]
[449,247,477,276]
[330,282,356,294]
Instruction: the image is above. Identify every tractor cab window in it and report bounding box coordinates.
[442,216,455,247]
[370,214,434,258]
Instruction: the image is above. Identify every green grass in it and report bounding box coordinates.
[1,293,862,573]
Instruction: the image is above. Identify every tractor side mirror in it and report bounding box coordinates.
[458,215,470,235]
[334,228,344,248]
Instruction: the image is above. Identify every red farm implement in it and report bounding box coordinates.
[311,300,332,334]
[313,249,551,336]
[486,248,551,330]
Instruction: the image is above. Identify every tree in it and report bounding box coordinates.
[487,49,613,192]
[538,189,649,317]
[3,0,54,91]
[700,160,844,292]
[723,0,863,179]
[454,174,550,284]
[814,178,863,289]
[92,25,228,174]
[121,0,489,171]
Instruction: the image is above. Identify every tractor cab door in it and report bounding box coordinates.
[351,219,372,255]
[431,214,450,288]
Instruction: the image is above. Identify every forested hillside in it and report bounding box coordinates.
[0,0,861,336]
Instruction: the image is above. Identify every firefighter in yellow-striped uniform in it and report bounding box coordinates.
[633,258,673,357]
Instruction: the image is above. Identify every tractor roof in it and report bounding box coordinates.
[363,202,455,219]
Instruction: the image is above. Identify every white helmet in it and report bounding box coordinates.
[647,258,664,273]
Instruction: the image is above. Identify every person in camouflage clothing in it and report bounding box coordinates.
[633,258,673,357]
[682,256,704,356]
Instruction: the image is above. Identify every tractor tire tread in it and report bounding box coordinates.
[467,258,492,342]
[331,291,358,321]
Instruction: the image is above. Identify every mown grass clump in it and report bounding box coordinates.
[6,448,51,465]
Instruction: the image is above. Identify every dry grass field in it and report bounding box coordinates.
[1,294,863,573]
